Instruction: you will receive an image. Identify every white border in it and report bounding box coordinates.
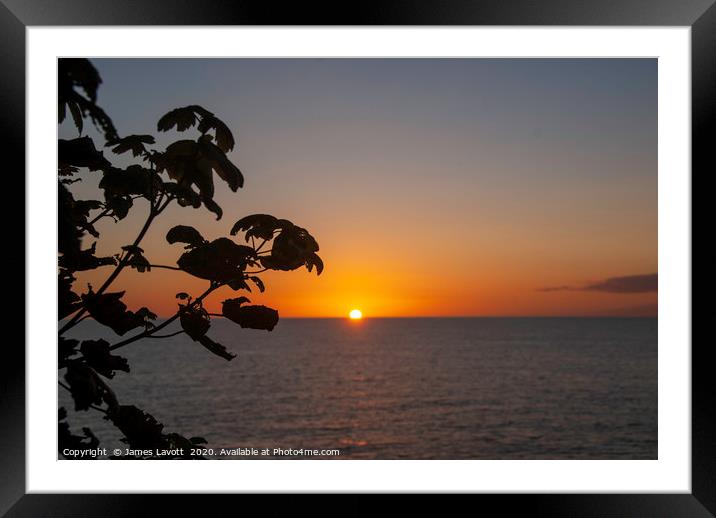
[27,27,691,493]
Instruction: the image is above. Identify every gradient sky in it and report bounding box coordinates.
[61,58,657,318]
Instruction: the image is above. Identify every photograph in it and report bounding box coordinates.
[57,56,658,461]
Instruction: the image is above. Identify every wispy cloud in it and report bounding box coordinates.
[538,273,657,294]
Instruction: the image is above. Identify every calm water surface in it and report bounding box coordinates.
[60,317,657,459]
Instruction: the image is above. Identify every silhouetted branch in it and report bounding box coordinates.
[59,198,175,335]
[254,238,269,253]
[126,263,183,272]
[109,284,216,352]
[87,207,112,226]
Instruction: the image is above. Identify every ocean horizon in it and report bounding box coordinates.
[60,317,657,459]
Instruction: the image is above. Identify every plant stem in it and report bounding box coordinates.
[109,285,215,352]
[59,198,173,335]
[87,208,111,226]
[255,238,269,253]
[125,263,182,271]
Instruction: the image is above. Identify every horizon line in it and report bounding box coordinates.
[152,314,658,320]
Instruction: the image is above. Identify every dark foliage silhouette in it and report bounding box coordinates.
[57,58,323,459]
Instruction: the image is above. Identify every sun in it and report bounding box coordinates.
[349,309,363,320]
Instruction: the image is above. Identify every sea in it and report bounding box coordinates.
[59,317,657,459]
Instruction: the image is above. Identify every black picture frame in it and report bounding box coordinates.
[3,0,711,513]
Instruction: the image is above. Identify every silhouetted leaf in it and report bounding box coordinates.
[123,245,151,272]
[166,225,206,248]
[260,224,323,275]
[59,137,111,174]
[230,214,321,275]
[98,165,163,219]
[175,238,256,284]
[82,288,156,335]
[73,200,103,238]
[179,306,210,340]
[162,433,196,455]
[176,292,190,300]
[201,193,223,220]
[80,339,130,379]
[197,335,236,361]
[197,113,235,153]
[230,214,286,241]
[157,105,206,133]
[305,253,324,275]
[197,136,243,190]
[59,59,118,140]
[58,183,83,259]
[58,408,100,457]
[59,58,101,103]
[248,276,265,292]
[59,242,117,272]
[58,182,106,260]
[156,136,242,219]
[163,182,202,209]
[68,101,83,134]
[107,405,165,450]
[99,165,162,201]
[177,302,236,361]
[64,362,118,411]
[59,271,82,320]
[59,337,79,369]
[157,105,235,152]
[226,277,250,291]
[222,298,279,331]
[106,134,155,157]
[104,195,133,220]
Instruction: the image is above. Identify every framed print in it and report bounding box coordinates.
[3,0,712,513]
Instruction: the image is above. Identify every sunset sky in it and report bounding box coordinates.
[61,58,657,318]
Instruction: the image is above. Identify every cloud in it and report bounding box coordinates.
[538,273,657,294]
